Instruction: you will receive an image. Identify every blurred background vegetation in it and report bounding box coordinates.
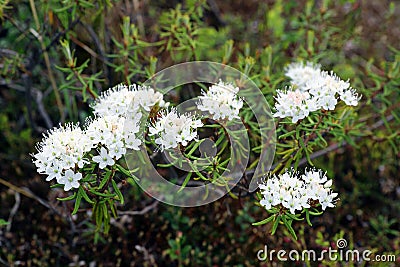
[0,0,399,266]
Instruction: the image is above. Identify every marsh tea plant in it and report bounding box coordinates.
[33,61,360,240]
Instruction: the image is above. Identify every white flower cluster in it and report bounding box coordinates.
[274,62,361,123]
[149,108,203,151]
[32,124,93,191]
[197,81,243,120]
[259,169,338,214]
[91,83,169,117]
[33,83,168,191]
[86,115,141,168]
[273,89,316,124]
[32,116,142,191]
[285,61,322,88]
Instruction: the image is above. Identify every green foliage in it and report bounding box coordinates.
[54,162,135,236]
[369,215,400,251]
[267,0,284,39]
[57,39,101,101]
[0,0,399,266]
[164,232,192,266]
[0,219,9,226]
[0,0,10,19]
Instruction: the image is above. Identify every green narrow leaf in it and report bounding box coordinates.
[99,169,112,189]
[178,157,183,168]
[343,135,357,147]
[111,179,124,205]
[309,209,323,216]
[305,209,313,226]
[93,231,100,245]
[192,163,208,180]
[102,201,109,220]
[279,130,296,139]
[217,139,229,156]
[227,189,239,199]
[116,164,135,178]
[286,212,303,221]
[108,199,118,218]
[54,5,73,13]
[315,131,328,147]
[79,187,94,204]
[296,125,301,139]
[57,192,77,201]
[252,215,275,226]
[102,202,110,234]
[293,149,302,169]
[307,30,314,53]
[82,173,95,182]
[94,202,103,229]
[178,172,192,193]
[271,215,281,235]
[276,148,296,155]
[202,183,209,201]
[214,134,226,147]
[282,215,297,240]
[71,191,82,215]
[0,219,9,226]
[157,162,176,167]
[325,121,343,128]
[299,137,313,166]
[89,190,116,198]
[186,140,201,156]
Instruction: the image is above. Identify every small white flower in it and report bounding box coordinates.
[302,169,327,184]
[155,132,177,149]
[32,123,93,188]
[92,147,115,169]
[61,154,76,169]
[85,115,142,156]
[125,135,142,150]
[319,191,338,210]
[276,61,362,122]
[311,71,350,95]
[133,86,169,111]
[149,108,203,151]
[285,61,322,88]
[258,168,338,214]
[58,169,82,191]
[33,153,49,173]
[45,165,63,182]
[108,141,126,160]
[197,81,243,120]
[273,88,311,123]
[324,179,333,188]
[299,194,311,209]
[260,195,274,210]
[283,195,303,215]
[75,154,89,169]
[91,83,169,117]
[339,88,360,106]
[318,94,337,110]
